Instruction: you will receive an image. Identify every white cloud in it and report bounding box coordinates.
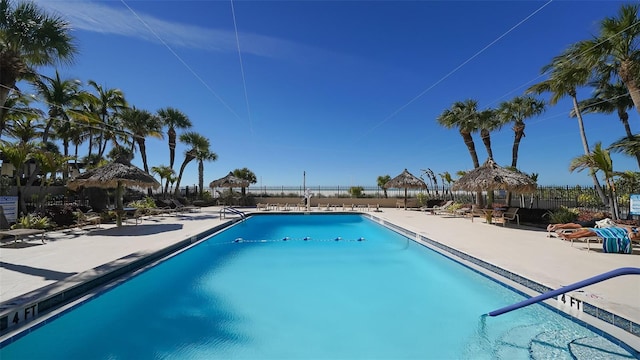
[31,0,312,60]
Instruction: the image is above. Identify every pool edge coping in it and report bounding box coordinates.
[1,212,638,356]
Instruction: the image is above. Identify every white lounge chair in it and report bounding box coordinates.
[421,200,454,214]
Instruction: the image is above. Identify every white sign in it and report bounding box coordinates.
[0,196,18,223]
[630,194,640,215]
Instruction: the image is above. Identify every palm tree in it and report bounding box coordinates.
[157,107,192,170]
[476,108,501,160]
[31,71,88,181]
[120,107,163,174]
[437,99,482,205]
[195,148,218,199]
[173,132,209,196]
[233,167,257,197]
[377,175,391,198]
[572,4,640,116]
[151,165,175,197]
[87,80,127,158]
[573,81,639,168]
[497,96,546,168]
[32,149,71,209]
[0,92,42,140]
[569,142,619,219]
[0,140,36,214]
[437,100,481,168]
[609,133,640,159]
[0,0,76,121]
[527,53,610,207]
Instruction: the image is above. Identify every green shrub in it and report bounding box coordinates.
[11,214,53,230]
[543,206,579,224]
[417,193,427,206]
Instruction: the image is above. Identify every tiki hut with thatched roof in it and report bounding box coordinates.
[452,158,536,194]
[384,169,427,209]
[67,157,160,226]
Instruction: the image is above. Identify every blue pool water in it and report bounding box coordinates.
[0,214,636,359]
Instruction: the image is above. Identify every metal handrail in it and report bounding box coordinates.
[487,267,640,317]
[220,207,246,220]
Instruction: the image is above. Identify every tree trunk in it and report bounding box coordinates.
[480,129,493,160]
[198,160,204,199]
[617,108,640,168]
[169,128,176,170]
[511,124,525,168]
[174,152,195,195]
[460,131,480,168]
[620,60,640,117]
[571,94,610,208]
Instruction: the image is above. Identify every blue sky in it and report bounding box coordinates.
[29,0,638,189]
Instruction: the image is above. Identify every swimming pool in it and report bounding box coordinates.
[0,214,636,359]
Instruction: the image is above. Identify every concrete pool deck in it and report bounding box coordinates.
[1,206,639,348]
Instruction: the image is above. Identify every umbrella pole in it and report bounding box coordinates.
[116,181,123,227]
[404,188,408,210]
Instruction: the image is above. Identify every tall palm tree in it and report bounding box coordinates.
[377,175,391,198]
[31,71,82,146]
[157,107,192,170]
[174,132,208,196]
[86,80,127,158]
[437,99,481,168]
[476,108,502,160]
[196,148,218,199]
[573,81,639,168]
[572,4,640,116]
[497,96,546,168]
[233,167,257,197]
[527,54,610,207]
[0,0,76,121]
[569,142,619,219]
[151,165,175,197]
[120,107,163,174]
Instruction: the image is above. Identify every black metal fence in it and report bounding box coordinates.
[243,184,634,212]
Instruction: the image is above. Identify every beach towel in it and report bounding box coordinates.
[593,227,631,254]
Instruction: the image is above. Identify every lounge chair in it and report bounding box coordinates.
[0,228,46,244]
[421,200,453,214]
[171,199,199,213]
[492,207,520,226]
[559,226,632,253]
[256,203,269,211]
[75,210,102,229]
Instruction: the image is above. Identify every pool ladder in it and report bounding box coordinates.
[486,267,640,317]
[220,207,246,220]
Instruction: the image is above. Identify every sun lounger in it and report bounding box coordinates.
[560,227,632,253]
[421,200,454,214]
[0,229,46,244]
[171,199,199,213]
[76,210,102,229]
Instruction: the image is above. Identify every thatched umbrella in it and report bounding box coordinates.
[209,172,250,189]
[384,169,427,209]
[452,158,536,195]
[67,158,160,227]
[209,172,251,204]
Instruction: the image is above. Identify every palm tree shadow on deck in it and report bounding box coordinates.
[85,223,183,237]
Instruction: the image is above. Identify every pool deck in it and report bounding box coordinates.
[1,206,639,347]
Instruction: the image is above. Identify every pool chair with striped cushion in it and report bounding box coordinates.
[560,227,632,253]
